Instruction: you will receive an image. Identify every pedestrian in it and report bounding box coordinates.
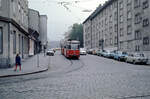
[14,54,21,71]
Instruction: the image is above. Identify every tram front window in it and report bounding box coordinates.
[71,44,79,50]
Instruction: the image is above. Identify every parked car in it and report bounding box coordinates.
[46,49,54,56]
[96,49,103,56]
[126,53,148,64]
[102,50,111,58]
[101,50,107,57]
[92,49,97,55]
[114,51,128,61]
[80,48,87,55]
[109,50,117,59]
[87,49,93,54]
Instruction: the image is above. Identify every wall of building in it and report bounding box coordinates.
[9,24,29,65]
[83,20,91,49]
[9,0,28,31]
[40,15,47,49]
[0,0,9,18]
[83,0,150,63]
[0,0,29,68]
[0,22,9,68]
[28,9,40,33]
[28,9,40,55]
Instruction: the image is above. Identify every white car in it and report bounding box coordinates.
[102,50,112,58]
[46,50,54,56]
[80,48,87,55]
[126,53,148,64]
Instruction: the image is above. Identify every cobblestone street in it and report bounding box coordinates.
[0,52,150,99]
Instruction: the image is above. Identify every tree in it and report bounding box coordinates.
[68,23,83,47]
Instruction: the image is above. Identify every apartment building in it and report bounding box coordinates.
[83,0,150,62]
[83,1,118,51]
[0,0,29,68]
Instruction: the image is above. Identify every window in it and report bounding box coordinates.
[110,38,113,45]
[135,45,140,51]
[13,31,16,54]
[127,41,131,49]
[143,0,149,9]
[134,0,140,8]
[120,41,123,49]
[109,15,112,23]
[114,36,117,45]
[0,28,2,53]
[143,37,149,45]
[18,3,21,12]
[71,44,79,50]
[119,1,123,10]
[127,5,132,11]
[120,10,123,16]
[114,24,117,32]
[105,18,108,25]
[135,30,141,40]
[19,34,21,54]
[127,11,132,20]
[143,18,149,27]
[109,26,113,32]
[127,25,132,35]
[135,13,141,24]
[127,0,132,5]
[120,28,124,36]
[120,15,123,23]
[114,11,117,20]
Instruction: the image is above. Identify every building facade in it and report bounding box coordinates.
[83,0,150,63]
[0,0,29,68]
[39,15,48,50]
[28,9,40,56]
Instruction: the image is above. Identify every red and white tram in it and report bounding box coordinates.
[61,40,80,59]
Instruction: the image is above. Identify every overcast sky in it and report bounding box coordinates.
[28,0,107,41]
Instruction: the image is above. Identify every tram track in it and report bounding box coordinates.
[64,58,85,74]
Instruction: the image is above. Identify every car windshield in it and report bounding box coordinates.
[122,52,127,54]
[80,48,86,51]
[106,50,111,53]
[71,44,79,50]
[117,51,122,54]
[49,50,53,52]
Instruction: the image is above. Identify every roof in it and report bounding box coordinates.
[83,0,115,24]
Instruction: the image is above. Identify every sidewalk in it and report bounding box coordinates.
[0,53,50,78]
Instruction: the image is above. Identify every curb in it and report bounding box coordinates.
[0,67,49,78]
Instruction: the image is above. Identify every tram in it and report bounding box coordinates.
[61,40,80,59]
